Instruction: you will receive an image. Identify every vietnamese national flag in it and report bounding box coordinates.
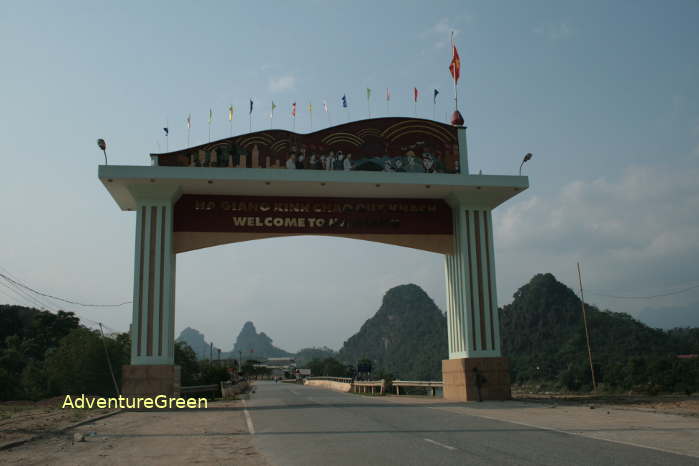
[413,87,419,102]
[449,40,461,83]
[292,102,296,117]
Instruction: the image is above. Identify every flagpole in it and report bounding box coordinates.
[187,115,191,147]
[229,106,233,137]
[165,119,169,151]
[249,113,252,133]
[310,105,313,131]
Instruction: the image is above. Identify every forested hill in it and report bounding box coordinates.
[338,284,447,380]
[176,327,222,360]
[501,273,699,392]
[230,321,292,359]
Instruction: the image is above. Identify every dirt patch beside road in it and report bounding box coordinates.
[0,399,268,465]
[0,397,115,448]
[512,392,699,418]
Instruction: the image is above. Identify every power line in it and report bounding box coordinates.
[0,279,54,311]
[588,282,699,300]
[0,271,131,308]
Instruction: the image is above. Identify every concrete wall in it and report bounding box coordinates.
[304,379,352,392]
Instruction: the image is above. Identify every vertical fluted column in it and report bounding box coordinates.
[445,202,501,358]
[131,201,176,365]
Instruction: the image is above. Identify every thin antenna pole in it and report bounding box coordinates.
[577,262,597,392]
[165,119,169,152]
[99,323,120,396]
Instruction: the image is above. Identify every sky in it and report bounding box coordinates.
[1,1,698,352]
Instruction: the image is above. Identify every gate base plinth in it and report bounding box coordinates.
[122,365,181,397]
[442,357,511,401]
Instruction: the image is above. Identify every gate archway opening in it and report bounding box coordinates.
[99,117,528,401]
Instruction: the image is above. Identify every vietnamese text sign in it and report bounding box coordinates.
[174,195,453,235]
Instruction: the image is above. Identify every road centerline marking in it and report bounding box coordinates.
[424,438,457,451]
[242,399,255,435]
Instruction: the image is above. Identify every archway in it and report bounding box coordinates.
[99,117,528,401]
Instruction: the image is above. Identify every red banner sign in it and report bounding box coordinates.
[174,195,453,235]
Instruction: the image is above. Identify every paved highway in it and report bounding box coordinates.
[245,381,697,466]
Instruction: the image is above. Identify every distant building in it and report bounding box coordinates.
[254,357,297,378]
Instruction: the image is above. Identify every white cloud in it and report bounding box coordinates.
[493,164,699,315]
[268,75,296,93]
[424,17,463,49]
[534,21,573,41]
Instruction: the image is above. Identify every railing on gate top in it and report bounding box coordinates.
[392,380,443,396]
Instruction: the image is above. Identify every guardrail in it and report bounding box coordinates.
[306,376,353,383]
[392,380,443,396]
[180,384,220,396]
[352,379,385,395]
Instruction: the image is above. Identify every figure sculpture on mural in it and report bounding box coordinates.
[326,151,336,170]
[405,150,421,172]
[309,153,321,169]
[296,154,305,169]
[335,152,345,171]
[286,153,296,169]
[422,152,436,173]
[343,153,353,171]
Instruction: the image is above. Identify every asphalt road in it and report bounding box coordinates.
[245,381,697,466]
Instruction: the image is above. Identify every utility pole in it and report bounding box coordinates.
[577,262,597,391]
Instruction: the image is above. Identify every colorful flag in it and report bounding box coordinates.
[433,89,439,104]
[228,105,234,121]
[323,100,328,112]
[307,102,312,113]
[272,101,277,111]
[366,88,371,100]
[186,114,191,129]
[208,109,213,124]
[249,99,254,114]
[292,102,296,117]
[342,94,348,108]
[386,88,391,101]
[449,35,461,83]
[163,127,169,135]
[413,87,419,102]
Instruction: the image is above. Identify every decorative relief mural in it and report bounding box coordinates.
[156,117,460,174]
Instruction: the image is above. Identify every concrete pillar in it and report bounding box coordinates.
[130,201,176,365]
[122,185,181,396]
[443,198,511,401]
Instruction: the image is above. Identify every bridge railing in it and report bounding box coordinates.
[306,376,353,384]
[180,384,220,396]
[352,379,386,395]
[392,380,443,396]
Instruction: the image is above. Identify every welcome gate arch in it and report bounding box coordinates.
[99,117,528,401]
